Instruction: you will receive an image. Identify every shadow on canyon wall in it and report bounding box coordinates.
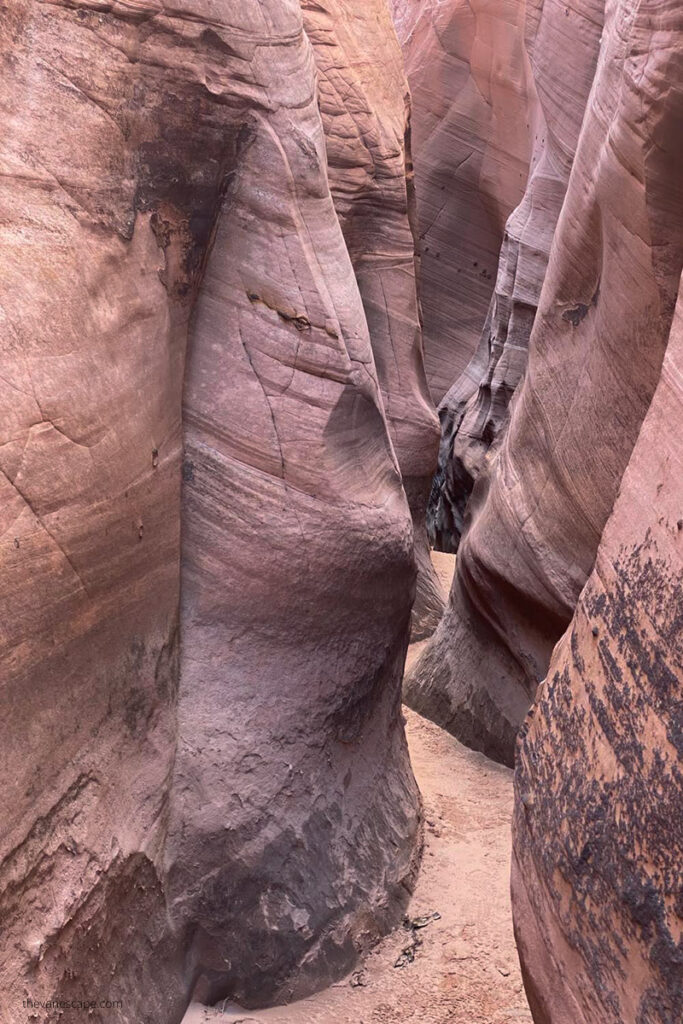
[0,1,681,1023]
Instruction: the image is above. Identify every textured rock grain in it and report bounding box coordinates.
[512,270,683,1024]
[429,0,605,551]
[0,2,421,1020]
[170,4,421,1005]
[302,0,443,638]
[0,2,191,1019]
[406,0,683,764]
[390,0,534,403]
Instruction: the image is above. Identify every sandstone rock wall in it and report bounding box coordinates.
[512,268,683,1024]
[0,2,422,1020]
[169,1,421,1005]
[406,0,683,765]
[429,0,605,551]
[389,0,534,404]
[0,2,192,1019]
[302,0,443,638]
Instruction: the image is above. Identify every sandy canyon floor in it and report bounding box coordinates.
[183,556,532,1024]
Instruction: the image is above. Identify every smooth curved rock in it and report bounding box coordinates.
[406,0,683,764]
[302,0,443,638]
[0,3,190,1019]
[0,2,420,1020]
[390,0,534,403]
[429,0,605,552]
[169,6,421,1003]
[512,268,683,1024]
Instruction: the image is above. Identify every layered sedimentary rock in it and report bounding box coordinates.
[390,0,534,403]
[429,0,605,551]
[0,2,420,1021]
[0,2,189,1019]
[302,0,443,638]
[512,271,683,1024]
[169,4,421,1006]
[406,0,683,764]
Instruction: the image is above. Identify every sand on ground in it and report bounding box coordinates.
[430,550,456,599]
[183,698,532,1024]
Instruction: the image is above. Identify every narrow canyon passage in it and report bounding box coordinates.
[183,557,532,1024]
[184,712,530,1024]
[1,0,681,1022]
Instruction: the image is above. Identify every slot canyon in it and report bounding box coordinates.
[0,1,680,1023]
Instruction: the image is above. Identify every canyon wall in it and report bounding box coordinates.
[406,0,683,764]
[302,0,443,638]
[512,270,683,1024]
[428,0,605,551]
[168,0,422,1006]
[0,1,190,1019]
[396,0,683,1015]
[0,2,423,1020]
[390,0,534,404]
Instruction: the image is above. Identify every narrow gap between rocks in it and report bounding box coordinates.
[183,554,532,1024]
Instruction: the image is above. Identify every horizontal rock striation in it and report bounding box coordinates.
[512,268,683,1023]
[0,2,192,1019]
[301,0,443,638]
[429,0,605,552]
[170,2,421,1005]
[389,0,534,404]
[406,0,683,764]
[0,2,422,1020]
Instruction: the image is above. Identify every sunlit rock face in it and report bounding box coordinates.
[428,0,605,552]
[389,0,534,404]
[405,0,683,765]
[512,271,683,1024]
[302,0,443,639]
[0,2,421,1020]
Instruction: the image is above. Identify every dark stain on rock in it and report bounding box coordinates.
[514,535,683,1021]
[562,302,590,326]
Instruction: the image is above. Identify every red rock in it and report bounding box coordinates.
[302,0,443,638]
[406,0,683,765]
[390,0,534,404]
[512,268,683,1024]
[429,0,605,551]
[0,1,421,1018]
[170,3,421,1004]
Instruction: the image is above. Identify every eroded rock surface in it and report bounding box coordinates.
[169,3,421,1004]
[302,0,443,638]
[512,271,683,1024]
[406,0,683,764]
[1,2,191,1019]
[390,0,534,403]
[0,2,421,1020]
[429,0,605,551]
